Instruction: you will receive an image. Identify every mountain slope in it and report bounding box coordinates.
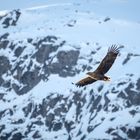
[0,1,140,140]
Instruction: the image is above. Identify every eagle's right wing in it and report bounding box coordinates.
[94,45,119,75]
[74,77,97,87]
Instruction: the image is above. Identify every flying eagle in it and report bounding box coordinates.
[74,45,120,87]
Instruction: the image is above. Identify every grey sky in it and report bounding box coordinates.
[0,0,140,21]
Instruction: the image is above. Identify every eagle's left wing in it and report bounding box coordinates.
[74,76,97,87]
[94,45,119,75]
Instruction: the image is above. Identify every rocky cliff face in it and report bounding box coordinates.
[0,5,140,140]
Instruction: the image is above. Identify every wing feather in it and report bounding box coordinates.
[94,45,119,75]
[75,77,97,87]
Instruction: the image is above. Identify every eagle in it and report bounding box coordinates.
[74,45,120,87]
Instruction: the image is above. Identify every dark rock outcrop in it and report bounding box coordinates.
[1,9,21,28]
[0,35,79,95]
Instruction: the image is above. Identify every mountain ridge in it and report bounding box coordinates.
[0,2,140,139]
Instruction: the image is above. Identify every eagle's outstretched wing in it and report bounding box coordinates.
[94,45,119,75]
[75,77,97,87]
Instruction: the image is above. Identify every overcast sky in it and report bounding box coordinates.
[0,0,140,21]
[0,0,52,10]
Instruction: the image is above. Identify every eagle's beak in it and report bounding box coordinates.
[104,77,110,81]
[107,77,111,81]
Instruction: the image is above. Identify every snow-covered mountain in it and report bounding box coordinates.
[0,1,140,140]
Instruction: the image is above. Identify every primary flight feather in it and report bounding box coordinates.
[74,45,120,87]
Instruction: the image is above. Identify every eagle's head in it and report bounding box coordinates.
[104,76,110,81]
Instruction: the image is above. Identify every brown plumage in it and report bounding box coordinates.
[74,45,120,87]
